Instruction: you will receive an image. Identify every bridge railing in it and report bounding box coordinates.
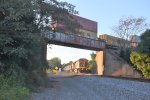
[42,31,106,50]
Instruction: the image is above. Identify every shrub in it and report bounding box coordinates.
[0,75,29,100]
[129,29,150,78]
[130,51,150,78]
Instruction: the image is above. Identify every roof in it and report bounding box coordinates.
[72,15,97,33]
[74,58,88,63]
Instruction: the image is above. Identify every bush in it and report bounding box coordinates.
[0,0,49,90]
[137,29,150,55]
[0,75,29,100]
[129,29,150,78]
[130,51,150,78]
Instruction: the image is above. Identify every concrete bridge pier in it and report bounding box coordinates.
[95,51,104,75]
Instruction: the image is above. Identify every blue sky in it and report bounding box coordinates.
[67,0,150,35]
[47,0,150,64]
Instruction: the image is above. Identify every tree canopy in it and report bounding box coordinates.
[0,0,79,88]
[48,57,62,68]
[34,0,81,33]
[137,29,150,54]
[130,29,150,78]
[88,52,96,72]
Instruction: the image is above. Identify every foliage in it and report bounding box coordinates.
[130,51,150,78]
[0,0,79,99]
[48,57,62,68]
[62,63,66,68]
[34,0,81,33]
[0,75,29,100]
[0,0,48,88]
[137,29,150,54]
[130,29,150,78]
[88,52,96,72]
[90,52,96,61]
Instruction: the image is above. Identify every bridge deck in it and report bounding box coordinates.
[42,32,105,51]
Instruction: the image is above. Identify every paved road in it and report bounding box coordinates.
[31,73,150,100]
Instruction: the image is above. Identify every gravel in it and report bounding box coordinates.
[31,75,150,100]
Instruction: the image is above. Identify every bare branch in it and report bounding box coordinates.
[112,17,149,48]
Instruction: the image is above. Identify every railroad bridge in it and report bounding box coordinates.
[42,31,106,75]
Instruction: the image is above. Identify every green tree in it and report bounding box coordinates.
[0,0,51,90]
[130,29,150,78]
[0,0,37,99]
[137,29,150,54]
[34,0,81,33]
[0,0,79,89]
[88,52,96,72]
[90,52,96,61]
[48,57,62,68]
